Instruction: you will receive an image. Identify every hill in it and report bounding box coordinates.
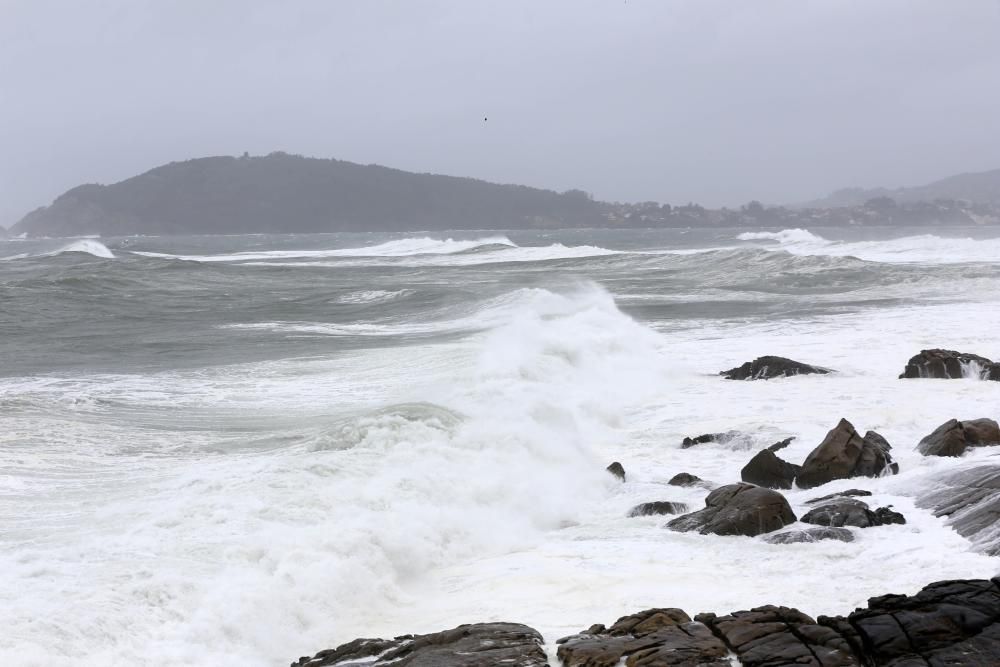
[11,153,607,237]
[801,168,1000,208]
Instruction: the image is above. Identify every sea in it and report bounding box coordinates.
[2,226,1000,666]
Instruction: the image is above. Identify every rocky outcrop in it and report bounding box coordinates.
[696,606,861,667]
[720,355,833,380]
[918,463,1000,555]
[668,472,704,487]
[666,483,796,537]
[801,497,906,528]
[767,436,795,452]
[627,501,688,517]
[819,578,1000,666]
[300,579,1000,666]
[806,489,872,504]
[795,419,897,489]
[764,527,855,544]
[606,462,626,481]
[899,348,1000,380]
[741,449,801,489]
[917,418,1000,457]
[290,622,548,667]
[681,430,739,448]
[556,608,731,666]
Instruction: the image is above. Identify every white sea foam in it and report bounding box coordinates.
[738,227,1000,264]
[0,239,115,261]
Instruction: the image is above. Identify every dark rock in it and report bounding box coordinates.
[918,464,1000,555]
[666,483,796,537]
[767,436,795,452]
[801,498,906,528]
[720,355,833,380]
[668,472,703,487]
[764,527,855,544]
[606,462,626,482]
[899,348,1000,380]
[291,622,547,667]
[819,578,1000,667]
[806,489,873,504]
[918,418,1000,457]
[696,606,861,666]
[741,449,801,489]
[681,430,738,448]
[556,608,731,666]
[627,501,688,517]
[796,419,897,489]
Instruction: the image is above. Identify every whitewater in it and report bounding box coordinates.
[2,226,1000,666]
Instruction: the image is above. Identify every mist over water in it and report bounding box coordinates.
[3,226,1000,666]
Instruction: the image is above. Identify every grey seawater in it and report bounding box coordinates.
[3,226,1000,666]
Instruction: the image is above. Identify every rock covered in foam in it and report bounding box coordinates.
[719,355,832,380]
[899,348,1000,380]
[918,418,1000,457]
[627,501,688,517]
[668,472,705,487]
[666,482,796,537]
[764,527,855,544]
[795,419,897,489]
[290,622,547,667]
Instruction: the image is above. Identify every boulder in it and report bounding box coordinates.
[681,430,738,448]
[290,622,547,667]
[899,348,1000,380]
[695,606,861,667]
[627,501,688,517]
[918,418,1000,457]
[666,483,796,537]
[818,578,1000,666]
[795,419,897,489]
[801,498,905,528]
[556,608,731,667]
[606,461,626,481]
[740,449,801,489]
[667,472,704,487]
[764,527,855,544]
[918,464,1000,555]
[720,355,833,380]
[806,489,872,504]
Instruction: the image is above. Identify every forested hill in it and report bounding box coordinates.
[11,153,607,237]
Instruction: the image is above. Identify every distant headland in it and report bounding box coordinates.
[10,153,1000,237]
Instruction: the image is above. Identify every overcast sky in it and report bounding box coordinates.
[2,0,999,227]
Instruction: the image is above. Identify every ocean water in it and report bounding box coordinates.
[2,226,1000,666]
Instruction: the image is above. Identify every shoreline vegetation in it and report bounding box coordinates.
[10,153,1000,238]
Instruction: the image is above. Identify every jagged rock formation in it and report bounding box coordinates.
[795,419,897,489]
[918,418,1000,457]
[627,501,688,517]
[680,430,740,448]
[801,497,906,528]
[665,483,796,537]
[290,622,547,667]
[741,448,801,489]
[720,356,833,381]
[295,579,1000,666]
[899,349,1000,380]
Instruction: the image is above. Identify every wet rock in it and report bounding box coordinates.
[741,449,801,489]
[805,489,872,504]
[291,622,548,667]
[681,430,739,448]
[819,578,1000,666]
[918,418,1000,457]
[556,608,731,666]
[899,348,1000,380]
[720,355,833,380]
[606,461,626,482]
[801,498,905,528]
[767,436,795,452]
[666,483,796,537]
[668,472,703,487]
[796,419,897,489]
[918,464,1000,555]
[764,527,855,544]
[696,606,861,667]
[627,501,688,517]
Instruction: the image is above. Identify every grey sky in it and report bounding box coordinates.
[2,0,1000,227]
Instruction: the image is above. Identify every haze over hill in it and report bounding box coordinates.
[11,153,1000,237]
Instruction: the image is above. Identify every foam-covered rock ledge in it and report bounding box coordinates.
[900,348,1000,380]
[293,578,1000,666]
[720,355,833,380]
